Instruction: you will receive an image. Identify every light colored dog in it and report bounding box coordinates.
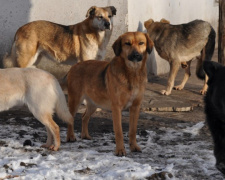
[66,32,154,156]
[0,67,76,150]
[144,18,215,95]
[3,6,116,68]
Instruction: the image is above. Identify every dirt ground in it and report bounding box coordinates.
[0,52,224,179]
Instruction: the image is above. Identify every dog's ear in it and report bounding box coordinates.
[112,36,122,56]
[86,6,97,18]
[109,6,117,16]
[203,61,223,79]
[145,33,154,54]
[160,18,170,24]
[144,19,154,29]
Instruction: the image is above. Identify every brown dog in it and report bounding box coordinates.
[3,6,116,68]
[144,18,215,95]
[66,32,153,156]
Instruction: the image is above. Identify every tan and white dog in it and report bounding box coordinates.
[66,32,153,156]
[0,67,76,151]
[3,6,117,68]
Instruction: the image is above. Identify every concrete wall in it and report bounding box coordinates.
[128,0,219,75]
[0,0,219,77]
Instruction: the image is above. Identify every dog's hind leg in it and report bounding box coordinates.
[41,127,54,149]
[67,92,84,142]
[200,74,209,95]
[161,61,180,95]
[81,101,96,140]
[39,114,60,151]
[174,60,192,91]
[16,42,40,67]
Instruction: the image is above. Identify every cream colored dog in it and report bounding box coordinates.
[0,67,76,150]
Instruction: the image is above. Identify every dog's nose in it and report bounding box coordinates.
[128,51,143,62]
[104,21,110,29]
[133,52,142,59]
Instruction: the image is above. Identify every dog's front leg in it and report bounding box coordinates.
[129,101,142,152]
[112,105,126,156]
[161,61,180,95]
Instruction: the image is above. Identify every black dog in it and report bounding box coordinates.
[204,61,225,175]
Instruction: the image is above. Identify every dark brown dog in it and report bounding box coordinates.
[66,32,153,156]
[3,6,116,68]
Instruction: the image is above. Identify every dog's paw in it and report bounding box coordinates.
[66,134,76,142]
[81,133,92,140]
[200,89,207,95]
[160,90,171,96]
[130,144,142,152]
[173,85,184,91]
[41,144,59,151]
[49,145,59,151]
[115,147,126,156]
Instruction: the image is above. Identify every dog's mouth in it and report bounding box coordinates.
[128,51,143,62]
[100,26,111,31]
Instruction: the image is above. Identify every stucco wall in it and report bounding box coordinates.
[128,0,219,75]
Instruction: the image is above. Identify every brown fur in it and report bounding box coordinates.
[3,6,117,68]
[66,32,153,156]
[144,18,215,95]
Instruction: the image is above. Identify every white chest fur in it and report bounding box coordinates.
[124,88,139,109]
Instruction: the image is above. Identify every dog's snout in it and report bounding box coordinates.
[104,21,110,29]
[133,52,142,59]
[128,51,143,62]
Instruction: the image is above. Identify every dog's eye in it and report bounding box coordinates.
[139,42,144,45]
[98,16,103,19]
[108,15,112,18]
[125,42,131,46]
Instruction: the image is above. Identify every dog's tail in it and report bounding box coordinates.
[196,26,216,80]
[58,73,68,94]
[2,43,17,68]
[55,81,73,125]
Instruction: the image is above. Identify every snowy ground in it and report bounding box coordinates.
[0,108,224,180]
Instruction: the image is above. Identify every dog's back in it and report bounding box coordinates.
[153,20,212,61]
[0,67,72,123]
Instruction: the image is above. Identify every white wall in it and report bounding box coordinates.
[128,0,219,75]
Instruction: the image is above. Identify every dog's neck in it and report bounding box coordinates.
[79,18,112,46]
[110,56,147,84]
[150,24,167,42]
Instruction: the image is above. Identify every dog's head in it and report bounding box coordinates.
[86,6,117,31]
[112,32,154,68]
[144,18,170,40]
